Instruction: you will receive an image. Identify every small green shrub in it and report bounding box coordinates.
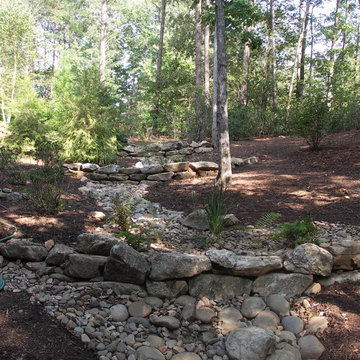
[112,194,135,232]
[273,216,319,248]
[0,147,16,169]
[28,166,68,215]
[256,212,282,229]
[115,228,152,252]
[7,169,28,185]
[205,185,227,236]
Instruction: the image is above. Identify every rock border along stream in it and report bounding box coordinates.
[1,169,360,360]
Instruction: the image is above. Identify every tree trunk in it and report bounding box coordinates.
[215,0,232,187]
[309,4,315,94]
[195,0,204,139]
[239,0,253,107]
[212,23,219,148]
[296,0,310,98]
[100,0,108,84]
[286,0,310,122]
[204,0,211,114]
[154,0,167,122]
[7,51,18,123]
[269,0,277,108]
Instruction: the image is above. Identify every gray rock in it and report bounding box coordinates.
[225,327,276,360]
[136,346,165,360]
[171,353,202,360]
[240,297,266,319]
[279,330,296,344]
[182,209,209,231]
[195,307,216,323]
[281,316,304,334]
[128,301,152,318]
[129,173,147,181]
[76,233,119,256]
[161,142,178,152]
[266,294,290,316]
[207,250,282,276]
[194,146,212,154]
[305,316,328,334]
[189,274,252,299]
[218,308,244,334]
[144,296,164,308]
[141,165,164,175]
[0,239,47,262]
[108,174,129,181]
[319,270,360,287]
[163,162,189,172]
[298,335,325,359]
[98,164,120,174]
[147,172,174,181]
[284,243,333,276]
[150,252,211,280]
[326,240,360,270]
[118,167,141,175]
[104,242,150,284]
[266,349,298,360]
[64,254,107,279]
[252,273,313,299]
[146,280,188,299]
[46,244,75,266]
[110,304,129,322]
[173,170,197,180]
[93,281,145,295]
[276,343,301,360]
[189,161,218,171]
[150,315,180,330]
[88,173,108,180]
[181,304,196,322]
[147,335,165,349]
[175,295,196,307]
[252,310,280,331]
[81,163,99,172]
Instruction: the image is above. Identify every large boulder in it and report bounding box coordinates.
[253,273,313,299]
[189,274,252,299]
[76,233,119,256]
[207,250,282,276]
[149,252,211,280]
[64,254,107,279]
[225,327,276,360]
[46,244,75,266]
[284,243,333,276]
[0,239,47,261]
[104,242,150,284]
[146,280,188,299]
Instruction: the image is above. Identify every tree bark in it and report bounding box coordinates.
[239,0,253,107]
[269,0,277,108]
[215,0,232,187]
[286,0,310,122]
[195,0,204,139]
[212,23,218,148]
[100,0,108,84]
[154,0,167,121]
[204,0,211,113]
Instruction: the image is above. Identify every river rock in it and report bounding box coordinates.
[46,244,75,266]
[64,254,107,279]
[281,316,304,334]
[149,252,211,280]
[150,316,180,330]
[76,233,119,256]
[284,243,333,276]
[298,335,325,359]
[225,327,276,360]
[240,297,266,319]
[110,304,129,322]
[252,310,280,331]
[104,242,150,284]
[0,239,48,262]
[136,346,165,360]
[189,274,252,299]
[305,316,328,334]
[218,308,244,334]
[128,301,152,318]
[252,273,313,299]
[207,250,283,276]
[171,353,201,360]
[266,294,290,316]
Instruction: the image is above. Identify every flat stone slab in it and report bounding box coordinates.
[189,161,218,171]
[149,252,211,281]
[65,254,107,279]
[207,249,282,276]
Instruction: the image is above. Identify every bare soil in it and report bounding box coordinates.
[0,131,359,359]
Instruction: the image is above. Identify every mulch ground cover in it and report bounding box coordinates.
[0,130,359,359]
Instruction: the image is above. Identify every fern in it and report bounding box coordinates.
[256,212,282,229]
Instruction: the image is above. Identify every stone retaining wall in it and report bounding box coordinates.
[1,234,359,300]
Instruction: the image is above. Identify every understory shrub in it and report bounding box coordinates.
[205,185,227,236]
[27,166,68,215]
[273,215,319,248]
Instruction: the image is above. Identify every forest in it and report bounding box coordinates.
[0,0,359,164]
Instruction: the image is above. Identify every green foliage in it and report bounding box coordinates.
[256,212,282,229]
[273,216,319,248]
[7,168,28,185]
[204,185,227,236]
[291,92,332,150]
[0,147,16,170]
[27,166,68,215]
[51,61,125,164]
[115,230,152,252]
[112,194,135,232]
